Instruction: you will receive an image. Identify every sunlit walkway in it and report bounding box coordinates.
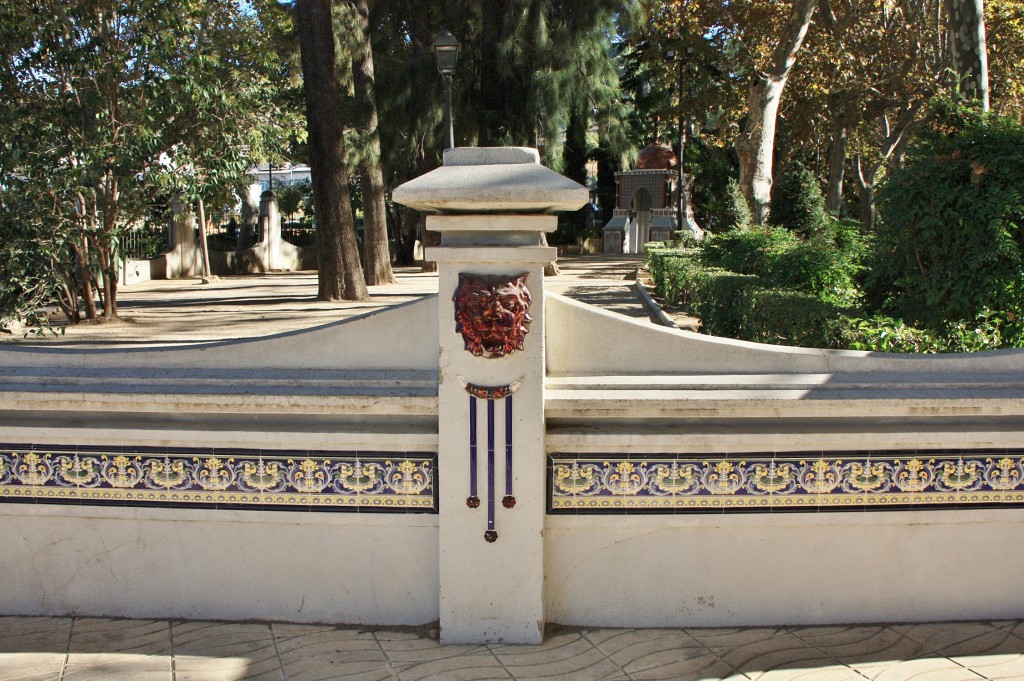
[1,255,651,347]
[3,615,1024,680]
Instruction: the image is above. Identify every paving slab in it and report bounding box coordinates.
[1,616,1024,680]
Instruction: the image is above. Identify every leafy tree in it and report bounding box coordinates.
[871,101,1024,327]
[781,0,944,216]
[619,1,744,227]
[276,181,312,222]
[0,0,298,322]
[0,181,76,332]
[365,1,635,264]
[294,0,367,301]
[986,0,1024,119]
[346,0,396,285]
[155,0,299,281]
[733,0,818,225]
[0,0,181,319]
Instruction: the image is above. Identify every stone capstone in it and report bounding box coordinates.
[393,147,588,214]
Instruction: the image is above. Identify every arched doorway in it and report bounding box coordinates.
[629,187,653,253]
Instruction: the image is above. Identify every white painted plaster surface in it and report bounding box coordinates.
[5,146,1024,641]
[545,510,1024,627]
[544,290,1024,452]
[392,148,588,214]
[442,147,540,165]
[426,214,556,233]
[0,295,439,370]
[392,148,589,643]
[433,245,549,645]
[546,292,1024,376]
[0,505,439,625]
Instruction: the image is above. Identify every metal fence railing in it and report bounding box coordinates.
[120,226,168,261]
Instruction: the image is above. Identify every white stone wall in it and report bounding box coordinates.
[0,297,443,626]
[0,505,438,625]
[5,146,1024,640]
[545,510,1024,627]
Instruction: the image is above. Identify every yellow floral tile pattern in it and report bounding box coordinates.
[0,445,436,511]
[548,451,1024,511]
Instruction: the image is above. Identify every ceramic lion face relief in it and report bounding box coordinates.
[453,273,532,358]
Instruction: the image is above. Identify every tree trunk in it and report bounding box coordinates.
[855,105,919,232]
[295,0,368,301]
[75,236,97,321]
[72,191,97,321]
[562,100,590,236]
[197,197,214,282]
[826,120,847,214]
[352,0,396,285]
[735,0,817,224]
[947,0,989,110]
[855,155,880,232]
[97,173,118,318]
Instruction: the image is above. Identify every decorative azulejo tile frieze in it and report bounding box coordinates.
[0,444,436,512]
[548,451,1024,512]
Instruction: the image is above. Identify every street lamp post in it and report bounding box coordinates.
[431,29,461,150]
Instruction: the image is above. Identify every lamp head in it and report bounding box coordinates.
[431,29,460,75]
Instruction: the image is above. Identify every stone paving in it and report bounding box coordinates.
[0,255,654,347]
[3,616,1024,680]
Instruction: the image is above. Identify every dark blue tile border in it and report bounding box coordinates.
[0,443,436,513]
[548,450,1024,514]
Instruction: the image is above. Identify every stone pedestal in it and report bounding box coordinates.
[258,190,282,271]
[394,147,587,644]
[160,196,201,279]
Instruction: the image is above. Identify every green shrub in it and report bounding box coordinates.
[700,225,864,305]
[646,247,763,334]
[643,214,1020,352]
[689,270,763,337]
[671,231,700,248]
[872,100,1024,329]
[823,307,1024,353]
[719,178,753,231]
[646,246,702,306]
[736,288,841,346]
[769,162,829,238]
[699,227,799,277]
[770,231,865,306]
[824,315,946,353]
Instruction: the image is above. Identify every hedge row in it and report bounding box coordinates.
[645,244,1022,352]
[646,244,843,345]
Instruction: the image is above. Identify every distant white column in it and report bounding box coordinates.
[259,190,281,271]
[164,195,200,279]
[394,147,587,644]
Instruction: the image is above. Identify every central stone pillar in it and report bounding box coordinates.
[393,147,587,644]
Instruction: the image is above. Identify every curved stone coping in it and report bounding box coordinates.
[545,418,1024,453]
[0,294,439,371]
[633,279,677,328]
[545,291,1024,376]
[546,373,1024,406]
[0,367,438,394]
